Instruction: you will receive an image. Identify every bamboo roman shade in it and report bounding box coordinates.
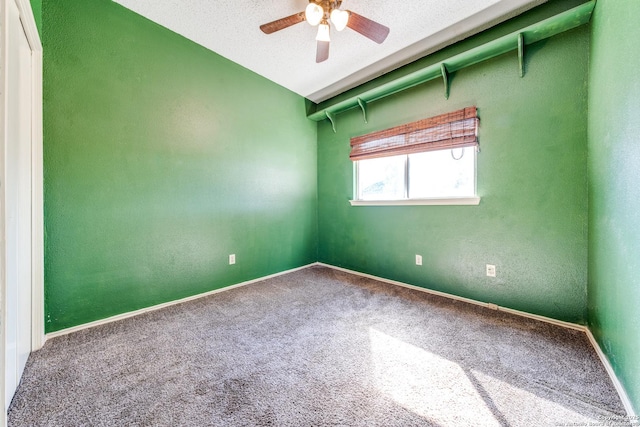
[350,106,478,161]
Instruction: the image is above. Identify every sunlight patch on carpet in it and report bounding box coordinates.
[369,328,501,426]
[467,369,609,425]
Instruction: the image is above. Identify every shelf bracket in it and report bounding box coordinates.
[441,63,450,99]
[518,33,526,78]
[357,98,368,123]
[325,110,337,133]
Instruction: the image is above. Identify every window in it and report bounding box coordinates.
[357,148,476,200]
[350,107,480,206]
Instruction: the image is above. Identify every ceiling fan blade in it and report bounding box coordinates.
[346,11,389,44]
[260,12,305,34]
[316,40,330,63]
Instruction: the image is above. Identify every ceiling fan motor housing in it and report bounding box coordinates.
[309,0,343,19]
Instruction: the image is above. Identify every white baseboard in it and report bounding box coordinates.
[584,329,637,417]
[318,263,583,330]
[318,262,636,416]
[45,263,318,341]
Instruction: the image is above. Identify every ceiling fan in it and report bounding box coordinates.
[260,0,390,63]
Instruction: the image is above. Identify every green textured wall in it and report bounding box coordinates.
[588,0,640,413]
[43,0,317,332]
[317,18,589,322]
[30,0,42,35]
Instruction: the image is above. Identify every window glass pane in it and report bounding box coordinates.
[358,155,405,200]
[408,148,475,198]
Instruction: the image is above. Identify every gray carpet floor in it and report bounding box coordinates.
[8,266,628,426]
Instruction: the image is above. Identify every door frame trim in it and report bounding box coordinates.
[14,0,44,354]
[0,0,43,422]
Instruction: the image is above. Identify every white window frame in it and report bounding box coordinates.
[350,148,480,206]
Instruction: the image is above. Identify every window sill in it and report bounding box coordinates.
[349,197,481,206]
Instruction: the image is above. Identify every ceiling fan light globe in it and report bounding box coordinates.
[316,23,331,42]
[330,9,349,31]
[305,3,324,26]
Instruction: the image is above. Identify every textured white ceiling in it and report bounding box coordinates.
[113,0,546,103]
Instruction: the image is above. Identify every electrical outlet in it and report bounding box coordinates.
[229,254,236,265]
[415,255,423,266]
[486,264,496,277]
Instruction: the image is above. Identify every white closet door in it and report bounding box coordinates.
[5,0,33,410]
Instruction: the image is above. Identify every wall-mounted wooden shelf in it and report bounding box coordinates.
[307,1,596,132]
